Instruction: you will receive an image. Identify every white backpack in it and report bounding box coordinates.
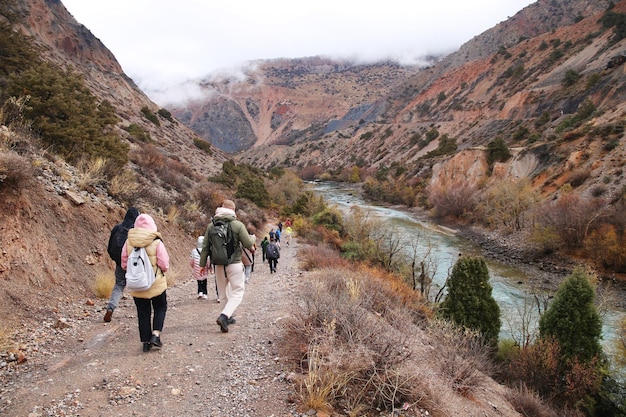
[125,246,156,291]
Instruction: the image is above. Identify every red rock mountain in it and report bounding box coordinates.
[169,0,626,208]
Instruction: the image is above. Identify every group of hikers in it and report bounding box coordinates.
[105,201,292,352]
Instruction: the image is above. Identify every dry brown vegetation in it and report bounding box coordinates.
[277,244,525,416]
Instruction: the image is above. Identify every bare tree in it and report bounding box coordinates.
[505,291,540,348]
[405,232,439,301]
[371,225,404,272]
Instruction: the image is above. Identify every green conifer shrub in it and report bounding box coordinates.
[439,256,501,345]
[538,268,602,363]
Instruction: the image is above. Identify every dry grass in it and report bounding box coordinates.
[0,326,16,352]
[0,152,35,192]
[282,266,442,416]
[165,267,179,287]
[297,344,351,413]
[92,270,115,299]
[298,243,353,271]
[107,168,139,199]
[76,156,107,191]
[426,319,496,396]
[166,205,181,225]
[505,384,559,417]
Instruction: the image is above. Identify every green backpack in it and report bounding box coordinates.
[208,218,235,265]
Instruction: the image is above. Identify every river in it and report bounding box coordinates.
[309,181,625,378]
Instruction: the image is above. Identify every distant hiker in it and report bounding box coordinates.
[242,241,256,283]
[260,236,269,263]
[266,237,280,274]
[285,218,292,228]
[278,221,283,233]
[190,236,212,299]
[121,213,170,352]
[274,227,281,243]
[199,200,256,333]
[285,225,293,246]
[104,207,140,323]
[269,228,275,241]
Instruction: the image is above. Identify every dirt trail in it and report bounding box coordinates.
[2,239,301,417]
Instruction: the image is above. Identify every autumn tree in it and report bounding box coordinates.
[481,179,538,231]
[439,256,501,345]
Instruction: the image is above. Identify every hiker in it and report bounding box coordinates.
[242,241,256,283]
[278,221,283,233]
[121,213,170,352]
[190,236,213,299]
[269,228,275,241]
[104,207,140,322]
[274,227,281,243]
[199,199,256,333]
[285,225,293,246]
[260,236,269,263]
[266,237,280,273]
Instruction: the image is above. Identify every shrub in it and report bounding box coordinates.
[235,172,270,208]
[427,180,478,221]
[92,270,115,299]
[539,268,603,364]
[7,63,128,168]
[535,192,603,249]
[125,123,151,142]
[481,179,537,232]
[76,156,107,191]
[505,384,559,417]
[424,134,457,158]
[486,137,512,166]
[312,207,344,234]
[281,267,437,416]
[438,256,501,345]
[562,69,581,87]
[157,108,174,122]
[140,106,160,126]
[0,151,35,192]
[107,168,139,201]
[583,224,625,271]
[428,319,496,395]
[193,137,212,154]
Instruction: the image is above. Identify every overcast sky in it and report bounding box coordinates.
[61,0,536,105]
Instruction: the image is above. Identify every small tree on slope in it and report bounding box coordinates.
[439,256,501,345]
[539,267,603,364]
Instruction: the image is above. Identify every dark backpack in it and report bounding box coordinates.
[208,218,235,265]
[266,242,280,259]
[107,225,128,264]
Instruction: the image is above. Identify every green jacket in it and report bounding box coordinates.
[199,213,255,267]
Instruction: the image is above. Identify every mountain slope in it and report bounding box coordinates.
[168,57,421,153]
[13,0,228,178]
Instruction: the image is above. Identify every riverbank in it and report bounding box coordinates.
[451,223,626,309]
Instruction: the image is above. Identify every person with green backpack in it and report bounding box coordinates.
[199,200,256,333]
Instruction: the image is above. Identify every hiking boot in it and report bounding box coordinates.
[150,334,162,348]
[216,314,229,333]
[103,309,113,322]
[227,317,236,325]
[143,342,151,352]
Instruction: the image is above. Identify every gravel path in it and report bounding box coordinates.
[1,239,303,417]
